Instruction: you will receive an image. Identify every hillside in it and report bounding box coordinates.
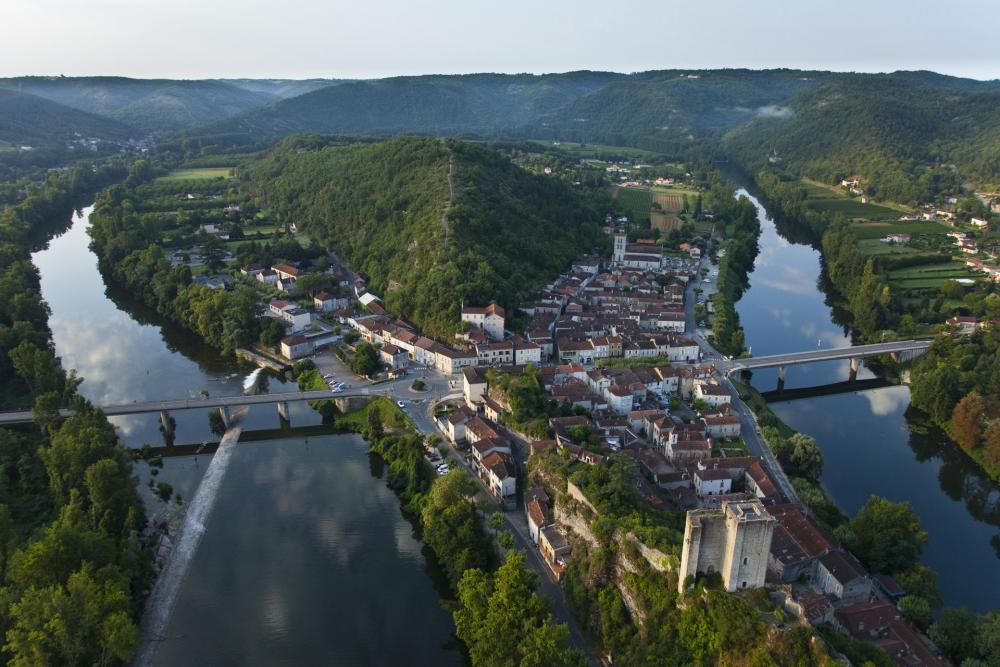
[721,75,1000,200]
[242,135,606,335]
[0,88,132,147]
[0,76,278,133]
[199,71,623,139]
[216,78,349,98]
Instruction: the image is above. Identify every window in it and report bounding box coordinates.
[743,557,748,565]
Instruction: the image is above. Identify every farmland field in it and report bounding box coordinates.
[849,221,950,240]
[857,239,919,256]
[651,212,683,233]
[887,262,979,289]
[613,186,652,223]
[653,192,683,212]
[155,167,234,182]
[809,198,901,220]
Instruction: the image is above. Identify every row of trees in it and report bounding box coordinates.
[0,159,148,665]
[711,195,762,356]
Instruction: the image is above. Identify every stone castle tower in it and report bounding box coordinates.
[613,232,627,263]
[678,500,775,593]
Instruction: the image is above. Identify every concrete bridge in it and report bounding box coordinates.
[0,388,374,427]
[721,339,931,385]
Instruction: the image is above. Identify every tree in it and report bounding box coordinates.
[498,530,516,550]
[4,564,139,666]
[951,393,986,451]
[199,235,226,273]
[930,607,981,665]
[899,595,932,631]
[453,551,584,667]
[894,564,942,607]
[350,342,380,378]
[366,407,384,441]
[984,420,1000,468]
[847,495,928,573]
[787,433,823,480]
[0,504,13,578]
[488,511,505,537]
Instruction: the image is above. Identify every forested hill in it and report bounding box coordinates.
[242,135,606,335]
[198,72,623,139]
[0,88,132,146]
[0,76,279,133]
[721,75,1000,201]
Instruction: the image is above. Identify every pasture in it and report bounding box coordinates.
[156,167,234,182]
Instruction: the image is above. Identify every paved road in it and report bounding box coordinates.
[683,234,800,503]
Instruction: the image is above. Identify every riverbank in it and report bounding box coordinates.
[732,184,1000,618]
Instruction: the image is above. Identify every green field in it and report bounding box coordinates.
[849,221,951,240]
[857,238,919,256]
[155,167,233,182]
[887,262,979,289]
[527,139,664,161]
[613,186,653,223]
[808,198,901,220]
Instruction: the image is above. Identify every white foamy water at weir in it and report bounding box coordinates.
[132,403,249,666]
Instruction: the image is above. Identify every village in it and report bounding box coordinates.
[208,205,949,666]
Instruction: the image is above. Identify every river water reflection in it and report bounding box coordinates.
[735,190,1000,612]
[34,207,462,664]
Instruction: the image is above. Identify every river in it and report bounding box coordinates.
[33,207,463,665]
[734,190,1000,613]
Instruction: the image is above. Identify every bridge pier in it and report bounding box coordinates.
[776,366,786,393]
[849,358,859,383]
[219,405,232,429]
[159,410,176,447]
[277,401,291,427]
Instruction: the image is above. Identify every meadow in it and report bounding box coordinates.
[155,167,234,182]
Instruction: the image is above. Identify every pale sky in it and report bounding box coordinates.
[3,0,999,81]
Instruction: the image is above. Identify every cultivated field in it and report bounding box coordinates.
[613,186,652,223]
[155,167,234,182]
[651,212,683,233]
[653,192,683,212]
[809,198,901,220]
[887,262,979,290]
[849,221,951,240]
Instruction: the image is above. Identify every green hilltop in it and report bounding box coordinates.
[242,135,606,336]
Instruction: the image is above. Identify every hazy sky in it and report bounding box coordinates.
[3,0,999,80]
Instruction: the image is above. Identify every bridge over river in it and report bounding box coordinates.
[0,388,376,426]
[719,339,932,384]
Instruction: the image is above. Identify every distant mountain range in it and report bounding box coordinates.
[4,70,1000,187]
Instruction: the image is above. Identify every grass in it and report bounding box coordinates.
[857,239,920,256]
[886,262,979,289]
[849,221,951,240]
[337,396,411,432]
[808,198,902,220]
[155,167,234,182]
[613,186,652,223]
[525,139,663,160]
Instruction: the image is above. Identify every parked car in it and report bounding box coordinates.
[397,400,406,408]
